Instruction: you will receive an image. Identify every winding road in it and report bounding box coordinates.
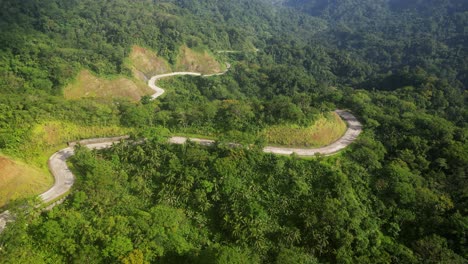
[0,65,362,232]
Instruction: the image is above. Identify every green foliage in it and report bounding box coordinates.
[276,247,319,264]
[0,0,466,264]
[281,0,468,86]
[155,63,336,142]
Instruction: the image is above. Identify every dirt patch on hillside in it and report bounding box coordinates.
[129,45,171,81]
[63,45,222,101]
[0,157,15,178]
[175,45,222,74]
[63,70,153,101]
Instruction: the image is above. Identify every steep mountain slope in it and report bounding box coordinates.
[0,1,466,263]
[0,0,326,95]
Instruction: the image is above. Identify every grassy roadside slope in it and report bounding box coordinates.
[0,155,51,207]
[0,122,131,206]
[262,112,347,147]
[17,121,131,168]
[0,44,223,207]
[63,70,154,101]
[63,45,223,101]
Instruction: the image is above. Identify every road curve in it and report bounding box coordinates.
[41,140,125,204]
[0,140,124,233]
[0,65,362,232]
[148,67,362,157]
[46,68,360,205]
[149,72,201,99]
[148,64,231,99]
[168,110,361,156]
[263,110,362,156]
[5,69,232,212]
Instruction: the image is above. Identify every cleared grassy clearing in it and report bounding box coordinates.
[63,45,223,101]
[63,45,166,101]
[262,112,347,148]
[63,70,153,101]
[0,155,51,207]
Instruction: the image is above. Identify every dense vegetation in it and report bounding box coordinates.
[0,0,466,263]
[153,61,338,142]
[278,0,468,86]
[2,85,466,262]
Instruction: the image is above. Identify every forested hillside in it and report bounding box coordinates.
[279,0,468,86]
[0,0,467,263]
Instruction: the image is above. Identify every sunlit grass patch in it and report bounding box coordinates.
[0,122,131,207]
[262,112,347,148]
[63,70,153,101]
[0,155,51,207]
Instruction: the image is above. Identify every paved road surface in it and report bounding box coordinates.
[41,140,123,203]
[0,65,362,232]
[168,110,361,156]
[0,140,125,233]
[148,64,230,99]
[263,110,362,156]
[149,72,202,99]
